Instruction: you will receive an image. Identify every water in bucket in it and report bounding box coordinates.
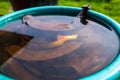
[0,15,119,80]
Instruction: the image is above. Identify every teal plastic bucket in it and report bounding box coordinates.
[0,6,120,80]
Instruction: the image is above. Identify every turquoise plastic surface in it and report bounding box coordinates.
[0,73,13,80]
[0,6,120,80]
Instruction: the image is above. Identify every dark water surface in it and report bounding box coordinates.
[0,15,119,80]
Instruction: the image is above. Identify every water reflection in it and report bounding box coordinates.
[0,15,119,80]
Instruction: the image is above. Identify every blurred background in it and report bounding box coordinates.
[0,0,120,23]
[0,0,120,80]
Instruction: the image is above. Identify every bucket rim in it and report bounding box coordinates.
[0,6,120,80]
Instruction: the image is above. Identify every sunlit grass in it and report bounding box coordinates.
[0,0,120,23]
[0,0,13,14]
[59,0,120,23]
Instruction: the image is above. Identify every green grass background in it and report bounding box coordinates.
[59,0,120,23]
[0,0,120,79]
[0,0,120,23]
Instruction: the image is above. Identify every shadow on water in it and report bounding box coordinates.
[0,30,33,65]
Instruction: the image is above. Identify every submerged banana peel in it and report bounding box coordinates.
[52,34,78,46]
[30,34,78,49]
